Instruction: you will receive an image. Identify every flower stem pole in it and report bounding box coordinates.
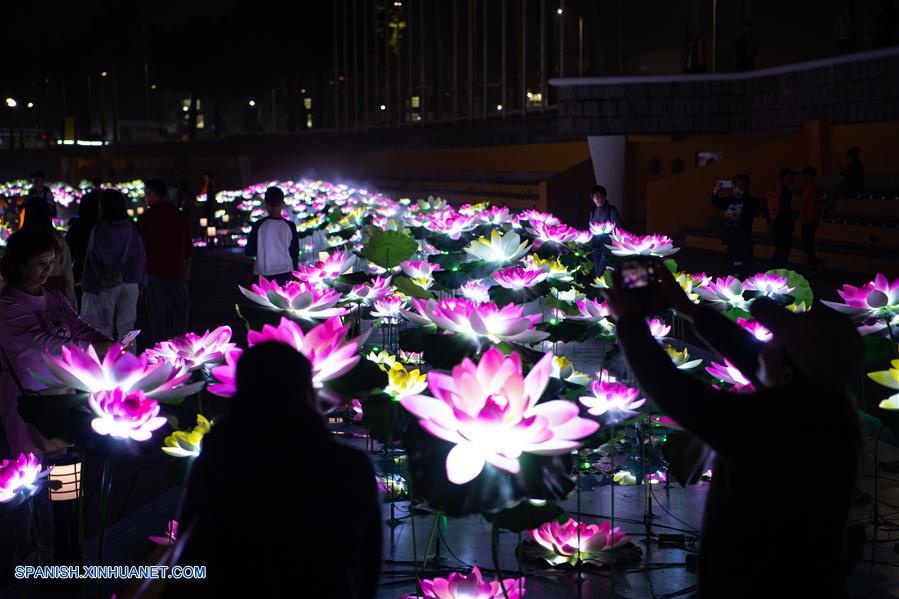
[421,512,440,570]
[97,459,113,564]
[491,521,511,599]
[575,450,584,584]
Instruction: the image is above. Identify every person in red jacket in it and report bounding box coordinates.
[798,166,825,272]
[139,178,193,343]
[765,167,797,268]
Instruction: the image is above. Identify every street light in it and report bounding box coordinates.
[5,98,16,108]
[557,7,563,15]
[26,102,34,109]
[248,99,256,107]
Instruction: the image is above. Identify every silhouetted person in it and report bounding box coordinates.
[733,21,759,71]
[139,179,192,343]
[766,167,796,268]
[681,35,707,73]
[799,166,825,272]
[834,1,856,53]
[589,184,621,276]
[603,268,862,599]
[710,174,758,277]
[66,190,100,308]
[245,187,299,285]
[839,146,865,194]
[169,342,382,598]
[25,171,56,219]
[200,171,215,222]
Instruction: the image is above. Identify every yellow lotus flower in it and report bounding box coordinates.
[162,414,212,458]
[674,272,701,304]
[664,345,703,370]
[612,471,636,485]
[384,362,428,399]
[869,357,899,411]
[412,276,435,290]
[524,255,573,282]
[551,356,590,386]
[367,350,397,369]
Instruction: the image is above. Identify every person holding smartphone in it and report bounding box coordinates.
[710,174,758,278]
[602,265,862,598]
[589,185,622,276]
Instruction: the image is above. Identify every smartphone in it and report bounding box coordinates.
[718,180,733,189]
[120,329,141,349]
[619,257,667,315]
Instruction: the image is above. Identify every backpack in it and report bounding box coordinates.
[89,224,133,289]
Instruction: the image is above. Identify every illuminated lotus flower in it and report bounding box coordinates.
[247,317,364,388]
[293,249,353,284]
[743,273,792,297]
[465,230,530,263]
[695,276,746,310]
[477,206,511,225]
[530,518,629,566]
[399,350,425,365]
[208,348,242,397]
[0,453,44,503]
[492,266,548,289]
[41,343,204,401]
[162,414,212,458]
[823,274,899,321]
[551,356,591,386]
[400,349,598,484]
[737,318,773,342]
[88,388,167,442]
[606,231,679,257]
[675,272,707,304]
[424,210,478,239]
[645,471,667,485]
[367,350,398,369]
[520,209,560,226]
[579,380,645,424]
[551,288,583,303]
[239,277,346,320]
[647,318,671,340]
[869,358,899,411]
[149,520,178,546]
[460,280,491,303]
[592,275,609,290]
[589,220,618,236]
[612,471,637,486]
[595,369,618,384]
[523,255,573,282]
[664,345,703,370]
[145,326,236,369]
[527,220,579,245]
[349,276,394,303]
[401,260,442,280]
[351,399,364,422]
[370,295,407,320]
[706,359,753,391]
[384,362,428,399]
[568,299,614,334]
[402,566,525,599]
[402,298,550,345]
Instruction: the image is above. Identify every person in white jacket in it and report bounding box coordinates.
[244,187,299,285]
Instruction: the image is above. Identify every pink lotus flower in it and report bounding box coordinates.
[527,220,579,245]
[208,348,243,397]
[589,220,618,236]
[460,280,491,303]
[0,453,44,503]
[149,520,178,546]
[401,260,442,280]
[144,326,236,369]
[743,273,792,297]
[293,249,353,284]
[695,276,746,309]
[569,299,614,329]
[477,206,511,225]
[579,380,646,423]
[402,566,525,599]
[492,266,548,289]
[706,359,753,390]
[530,518,629,566]
[246,317,365,388]
[822,273,899,321]
[647,317,671,340]
[402,298,550,345]
[607,231,679,257]
[520,209,561,226]
[400,349,598,484]
[351,399,364,422]
[424,210,478,239]
[88,388,167,442]
[41,344,204,401]
[370,295,408,320]
[349,276,393,303]
[239,277,347,320]
[737,318,773,342]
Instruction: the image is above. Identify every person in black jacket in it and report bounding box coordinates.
[589,185,622,276]
[603,268,863,599]
[168,343,383,598]
[710,174,759,278]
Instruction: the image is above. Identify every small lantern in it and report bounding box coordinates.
[136,206,145,215]
[222,214,230,223]
[48,455,81,502]
[48,452,83,565]
[206,226,217,238]
[127,209,135,217]
[199,217,208,227]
